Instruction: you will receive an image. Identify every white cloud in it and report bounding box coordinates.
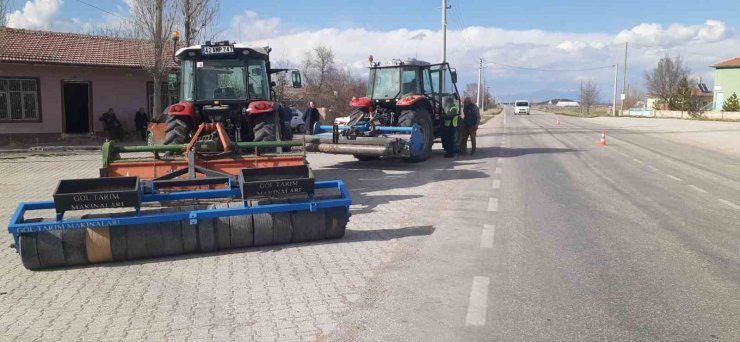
[230,10,281,42]
[614,20,728,47]
[7,0,63,30]
[235,16,738,100]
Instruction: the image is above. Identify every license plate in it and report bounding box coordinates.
[202,46,234,55]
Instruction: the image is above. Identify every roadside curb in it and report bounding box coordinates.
[0,145,101,154]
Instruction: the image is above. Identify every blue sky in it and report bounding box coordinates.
[6,0,740,101]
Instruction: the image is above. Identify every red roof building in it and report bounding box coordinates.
[0,28,179,143]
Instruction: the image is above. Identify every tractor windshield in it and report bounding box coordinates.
[369,68,401,99]
[184,58,269,101]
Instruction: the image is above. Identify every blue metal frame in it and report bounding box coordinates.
[7,180,352,252]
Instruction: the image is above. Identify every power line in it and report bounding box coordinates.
[74,0,131,22]
[482,60,614,72]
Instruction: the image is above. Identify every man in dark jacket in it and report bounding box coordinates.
[134,107,149,141]
[99,108,123,141]
[460,97,480,154]
[278,101,293,140]
[303,101,320,134]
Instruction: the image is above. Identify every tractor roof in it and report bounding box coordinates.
[175,44,270,58]
[373,58,431,68]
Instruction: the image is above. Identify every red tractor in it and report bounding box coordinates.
[147,40,301,148]
[305,57,461,162]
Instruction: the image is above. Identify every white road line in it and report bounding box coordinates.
[647,165,659,172]
[497,158,503,164]
[719,199,740,210]
[633,158,644,164]
[688,185,708,194]
[667,174,682,182]
[492,179,501,189]
[487,198,499,212]
[480,224,495,249]
[465,276,490,327]
[619,152,629,157]
[495,167,502,175]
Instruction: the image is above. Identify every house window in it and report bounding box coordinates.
[147,82,179,116]
[0,78,41,121]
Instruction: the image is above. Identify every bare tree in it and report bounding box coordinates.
[177,0,219,46]
[0,0,8,27]
[623,86,645,109]
[303,46,336,89]
[644,55,690,105]
[131,0,177,116]
[580,80,600,114]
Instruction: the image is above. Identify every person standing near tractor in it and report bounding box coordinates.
[460,97,480,155]
[303,101,321,134]
[99,108,124,141]
[134,107,149,142]
[442,97,460,158]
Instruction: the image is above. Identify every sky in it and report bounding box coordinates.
[4,0,740,101]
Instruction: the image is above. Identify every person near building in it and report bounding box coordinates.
[460,97,480,155]
[99,108,124,141]
[134,107,149,141]
[303,101,321,134]
[442,97,460,158]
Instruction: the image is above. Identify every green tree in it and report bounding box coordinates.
[722,92,740,112]
[670,77,694,112]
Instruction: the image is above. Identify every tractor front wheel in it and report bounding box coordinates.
[398,106,434,162]
[163,115,192,146]
[252,112,277,153]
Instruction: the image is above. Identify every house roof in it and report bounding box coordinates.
[0,27,178,69]
[712,56,740,68]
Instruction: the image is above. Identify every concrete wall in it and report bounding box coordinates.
[713,68,740,110]
[0,63,151,135]
[626,109,740,121]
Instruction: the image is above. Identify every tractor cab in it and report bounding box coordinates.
[148,40,301,146]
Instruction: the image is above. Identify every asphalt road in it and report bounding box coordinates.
[0,107,738,341]
[329,107,740,341]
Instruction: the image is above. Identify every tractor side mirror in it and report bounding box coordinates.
[450,69,458,84]
[291,70,302,88]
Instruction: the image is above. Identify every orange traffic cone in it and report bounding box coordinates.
[599,130,608,146]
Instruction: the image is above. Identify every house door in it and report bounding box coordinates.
[63,81,91,133]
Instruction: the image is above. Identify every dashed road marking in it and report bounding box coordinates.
[688,185,708,194]
[495,167,502,175]
[719,199,740,210]
[633,158,643,164]
[480,224,495,249]
[465,276,490,327]
[667,174,682,182]
[647,165,659,172]
[492,179,501,189]
[487,198,499,212]
[619,152,629,157]
[497,158,503,164]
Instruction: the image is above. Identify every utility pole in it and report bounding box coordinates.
[580,79,584,115]
[441,0,449,63]
[612,64,618,116]
[619,42,629,116]
[477,58,483,107]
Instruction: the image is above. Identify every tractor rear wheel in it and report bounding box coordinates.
[398,106,434,162]
[163,115,192,145]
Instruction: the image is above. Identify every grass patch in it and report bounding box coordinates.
[535,106,610,118]
[480,107,503,125]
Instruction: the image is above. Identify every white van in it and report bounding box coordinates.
[514,100,530,115]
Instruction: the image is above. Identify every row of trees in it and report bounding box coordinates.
[644,55,696,113]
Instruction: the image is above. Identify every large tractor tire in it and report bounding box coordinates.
[398,106,434,162]
[252,112,277,153]
[163,115,192,145]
